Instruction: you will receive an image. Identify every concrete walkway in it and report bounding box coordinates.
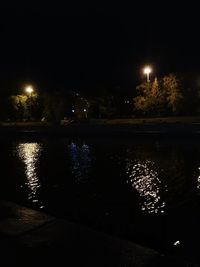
[0,201,192,266]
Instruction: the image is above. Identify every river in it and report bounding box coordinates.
[0,135,200,263]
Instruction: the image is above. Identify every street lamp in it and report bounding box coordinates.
[25,85,34,120]
[25,85,34,95]
[143,66,152,82]
[83,108,87,119]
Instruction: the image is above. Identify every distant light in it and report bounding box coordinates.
[83,109,87,112]
[143,66,152,82]
[72,109,75,113]
[25,85,34,94]
[143,66,152,75]
[173,240,181,246]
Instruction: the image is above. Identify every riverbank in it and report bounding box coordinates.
[1,120,200,136]
[0,201,190,266]
[90,116,200,125]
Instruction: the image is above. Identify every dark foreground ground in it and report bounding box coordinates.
[0,201,194,266]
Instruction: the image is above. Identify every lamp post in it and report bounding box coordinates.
[83,108,87,119]
[25,85,34,120]
[143,66,152,82]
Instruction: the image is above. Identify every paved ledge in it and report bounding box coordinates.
[0,201,193,266]
[0,201,54,236]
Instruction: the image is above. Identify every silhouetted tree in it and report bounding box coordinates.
[42,92,67,123]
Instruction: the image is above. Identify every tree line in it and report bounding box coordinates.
[0,73,200,123]
[134,73,200,117]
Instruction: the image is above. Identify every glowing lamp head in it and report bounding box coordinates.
[143,66,152,75]
[25,86,34,94]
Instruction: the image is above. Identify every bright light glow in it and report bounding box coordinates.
[197,166,200,189]
[126,158,166,214]
[25,85,34,94]
[72,109,75,113]
[143,66,152,75]
[17,143,43,208]
[83,109,87,112]
[173,240,181,246]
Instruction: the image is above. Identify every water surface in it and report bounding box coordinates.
[1,135,200,263]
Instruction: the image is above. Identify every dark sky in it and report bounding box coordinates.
[0,3,200,93]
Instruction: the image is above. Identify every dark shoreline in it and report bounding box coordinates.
[1,123,200,137]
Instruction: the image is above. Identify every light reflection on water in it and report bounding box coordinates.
[17,143,43,208]
[126,158,166,214]
[68,142,92,184]
[197,167,200,190]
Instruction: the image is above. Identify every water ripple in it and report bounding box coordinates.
[17,143,43,208]
[68,142,92,184]
[126,158,166,214]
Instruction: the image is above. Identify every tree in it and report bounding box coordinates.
[10,95,28,120]
[134,82,148,115]
[134,74,184,116]
[151,77,166,115]
[134,79,164,116]
[86,89,117,119]
[74,96,89,120]
[163,74,183,114]
[10,92,38,121]
[42,92,68,123]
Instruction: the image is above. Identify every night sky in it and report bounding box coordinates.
[0,3,200,93]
